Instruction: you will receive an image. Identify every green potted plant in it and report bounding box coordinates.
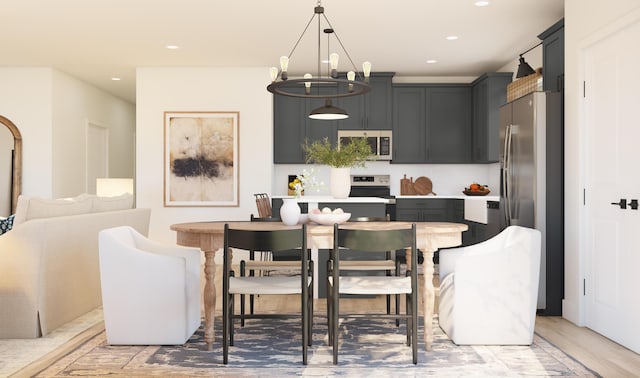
[302,137,373,168]
[302,137,373,198]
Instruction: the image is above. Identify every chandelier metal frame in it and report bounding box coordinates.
[266,1,371,100]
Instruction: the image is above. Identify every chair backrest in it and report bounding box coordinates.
[254,193,272,218]
[334,224,415,255]
[333,224,417,273]
[224,224,307,255]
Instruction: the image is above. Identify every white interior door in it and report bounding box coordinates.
[584,16,640,354]
[86,123,108,194]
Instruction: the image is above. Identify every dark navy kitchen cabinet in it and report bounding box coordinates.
[392,85,472,163]
[471,73,513,163]
[273,85,338,164]
[337,73,394,130]
[538,18,564,93]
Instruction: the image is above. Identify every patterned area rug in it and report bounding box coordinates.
[36,316,599,377]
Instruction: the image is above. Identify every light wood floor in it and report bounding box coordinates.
[239,272,640,378]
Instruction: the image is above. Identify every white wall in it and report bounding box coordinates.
[563,0,640,325]
[0,67,136,204]
[0,68,54,199]
[52,70,136,197]
[135,67,273,244]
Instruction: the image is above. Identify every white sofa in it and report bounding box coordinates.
[438,225,541,345]
[99,226,201,345]
[0,194,151,338]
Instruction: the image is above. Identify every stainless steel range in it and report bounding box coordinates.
[350,174,396,220]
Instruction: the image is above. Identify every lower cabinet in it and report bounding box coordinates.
[395,198,497,263]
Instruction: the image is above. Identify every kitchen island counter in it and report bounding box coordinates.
[397,194,499,201]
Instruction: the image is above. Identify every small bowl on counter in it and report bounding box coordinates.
[308,212,351,225]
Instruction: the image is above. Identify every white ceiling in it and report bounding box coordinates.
[0,0,564,104]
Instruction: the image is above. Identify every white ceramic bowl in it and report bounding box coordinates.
[308,212,351,225]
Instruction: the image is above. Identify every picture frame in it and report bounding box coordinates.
[164,111,239,207]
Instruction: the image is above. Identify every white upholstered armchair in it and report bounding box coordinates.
[438,225,541,345]
[98,226,201,345]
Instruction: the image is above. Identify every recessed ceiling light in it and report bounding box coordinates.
[426,59,438,64]
[446,35,459,41]
[111,77,121,81]
[166,45,179,50]
[474,1,490,6]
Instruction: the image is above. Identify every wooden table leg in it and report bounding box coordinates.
[421,250,435,351]
[407,247,435,351]
[203,250,217,351]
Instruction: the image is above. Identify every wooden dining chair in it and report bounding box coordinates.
[254,193,273,218]
[332,214,401,324]
[222,224,313,365]
[238,214,301,325]
[327,223,418,365]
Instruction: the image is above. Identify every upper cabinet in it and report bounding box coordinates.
[471,73,513,163]
[392,84,472,163]
[337,73,394,130]
[273,85,338,164]
[273,73,392,164]
[538,18,564,92]
[273,72,511,164]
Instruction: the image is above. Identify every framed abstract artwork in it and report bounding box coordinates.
[164,111,239,207]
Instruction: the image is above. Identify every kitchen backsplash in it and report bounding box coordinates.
[273,162,500,197]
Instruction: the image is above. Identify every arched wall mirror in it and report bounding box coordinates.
[0,115,22,216]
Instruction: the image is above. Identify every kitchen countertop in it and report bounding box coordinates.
[272,195,391,204]
[397,195,500,201]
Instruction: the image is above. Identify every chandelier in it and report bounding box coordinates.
[266,1,372,120]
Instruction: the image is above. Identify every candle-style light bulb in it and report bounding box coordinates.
[347,70,355,92]
[362,61,372,83]
[269,67,279,82]
[362,62,371,83]
[329,53,339,79]
[304,73,312,95]
[280,56,289,81]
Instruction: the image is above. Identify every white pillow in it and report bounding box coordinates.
[13,195,93,224]
[91,193,134,212]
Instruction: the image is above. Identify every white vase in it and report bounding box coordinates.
[330,167,351,198]
[280,198,301,226]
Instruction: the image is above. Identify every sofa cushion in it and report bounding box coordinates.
[13,195,93,225]
[0,214,15,235]
[75,193,134,212]
[92,193,134,212]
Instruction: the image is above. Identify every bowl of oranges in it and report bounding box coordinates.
[463,183,490,196]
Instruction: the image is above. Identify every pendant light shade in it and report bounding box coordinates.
[309,99,348,120]
[516,56,536,78]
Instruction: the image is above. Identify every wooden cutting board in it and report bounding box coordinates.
[414,176,436,195]
[400,174,416,195]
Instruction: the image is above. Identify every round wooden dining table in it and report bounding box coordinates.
[170,220,468,351]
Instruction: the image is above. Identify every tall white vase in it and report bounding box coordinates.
[330,167,351,198]
[280,198,301,226]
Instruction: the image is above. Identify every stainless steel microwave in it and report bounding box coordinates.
[337,130,392,161]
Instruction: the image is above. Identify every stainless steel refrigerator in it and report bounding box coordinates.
[499,91,563,315]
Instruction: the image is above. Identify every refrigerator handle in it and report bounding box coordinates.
[503,124,513,226]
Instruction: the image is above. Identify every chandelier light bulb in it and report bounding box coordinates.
[304,73,313,95]
[329,53,339,78]
[269,67,279,82]
[347,71,356,92]
[280,56,289,81]
[362,61,372,82]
